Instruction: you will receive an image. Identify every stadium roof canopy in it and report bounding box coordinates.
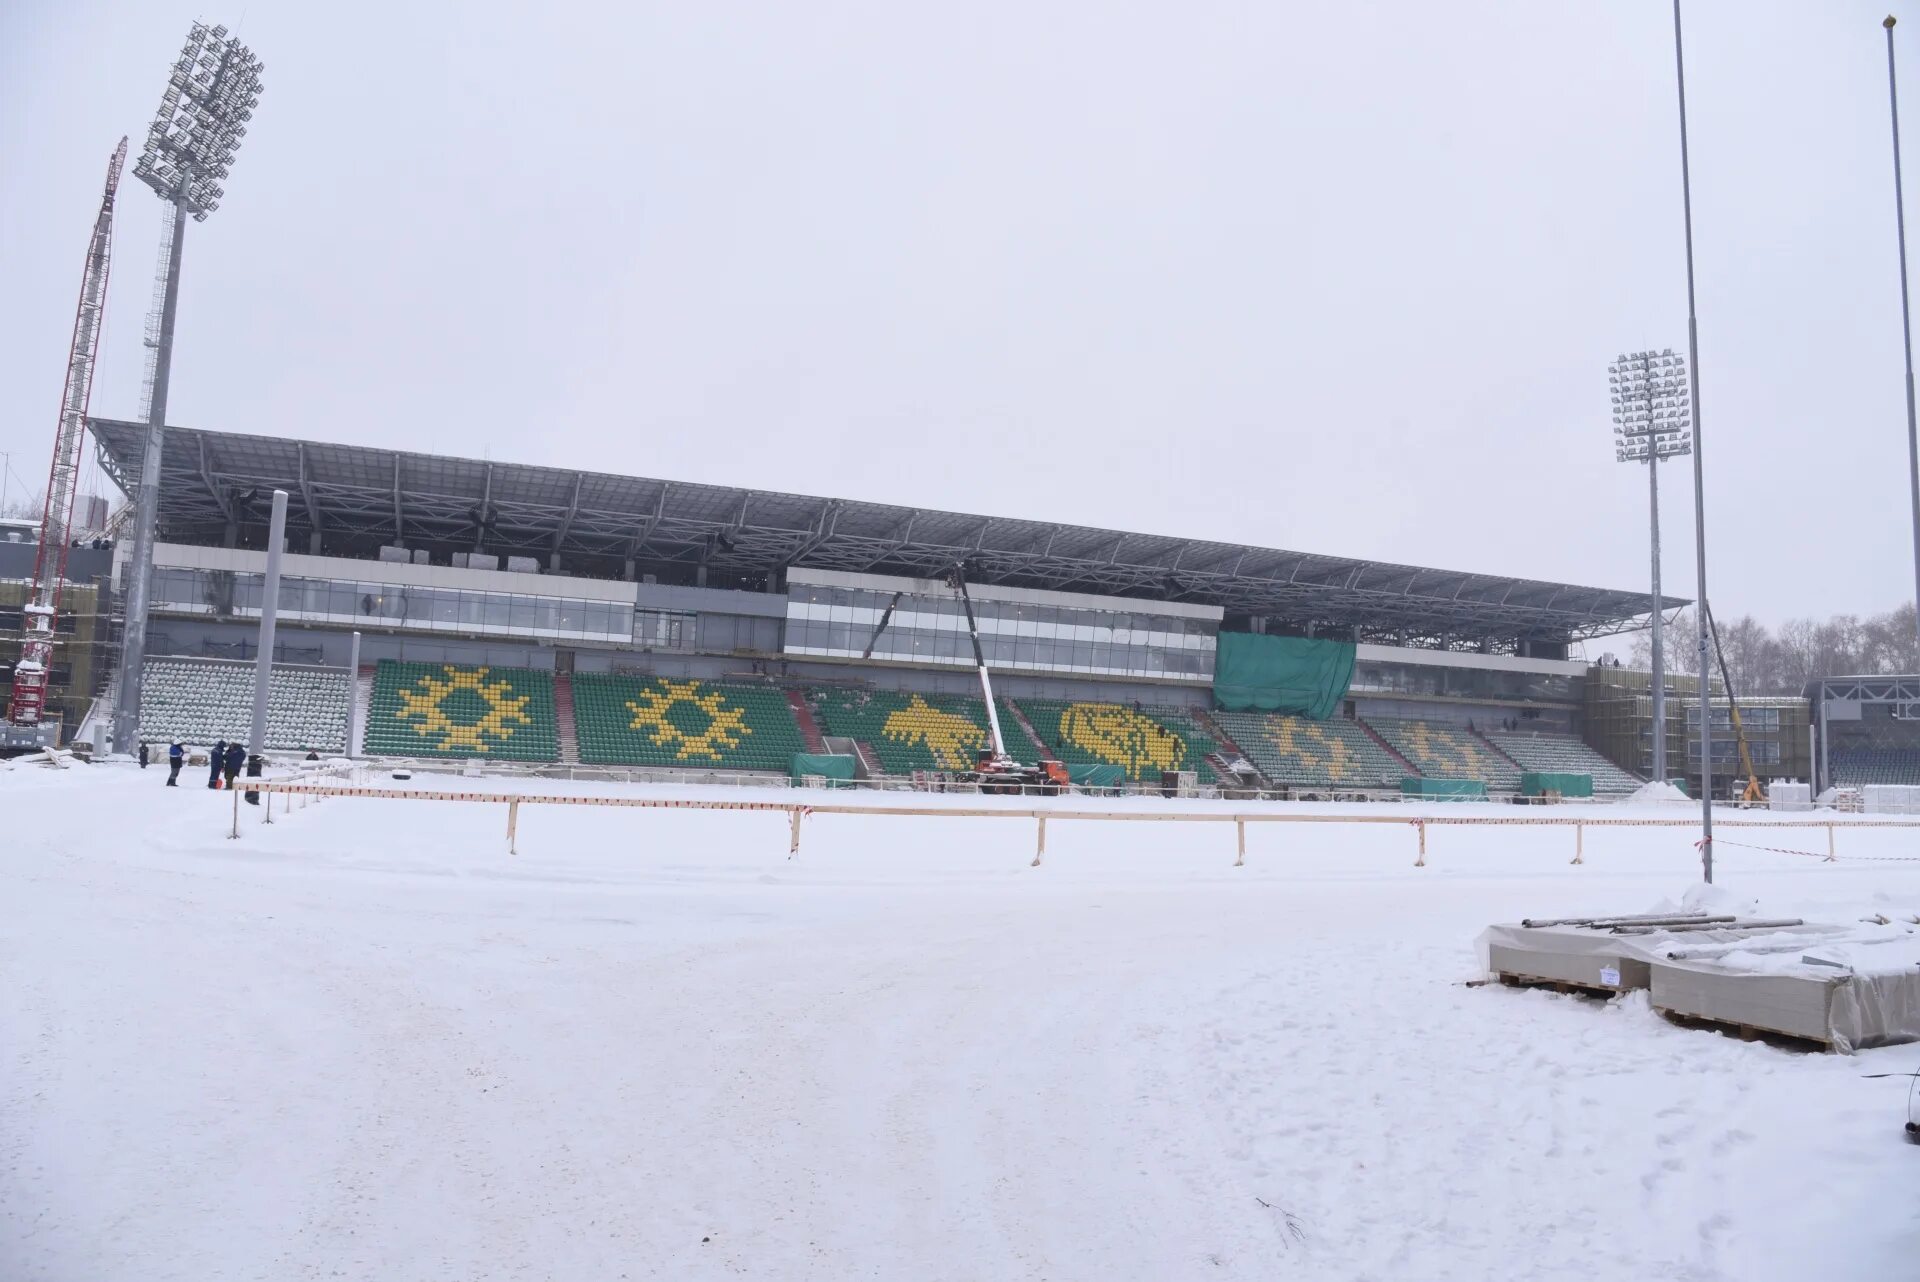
[90,420,1683,650]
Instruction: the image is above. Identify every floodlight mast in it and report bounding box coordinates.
[111,23,263,756]
[1608,348,1694,786]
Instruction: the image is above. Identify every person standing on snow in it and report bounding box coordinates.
[139,742,150,769]
[222,740,246,789]
[166,741,184,787]
[209,739,227,789]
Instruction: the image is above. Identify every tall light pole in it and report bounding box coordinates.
[110,23,264,754]
[1885,16,1920,668]
[248,489,288,759]
[1671,0,1714,881]
[1609,349,1693,786]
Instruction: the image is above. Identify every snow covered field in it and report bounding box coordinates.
[5,765,1919,1281]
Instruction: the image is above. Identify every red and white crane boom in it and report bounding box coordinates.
[5,138,128,746]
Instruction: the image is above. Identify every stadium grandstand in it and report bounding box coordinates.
[46,418,1716,794]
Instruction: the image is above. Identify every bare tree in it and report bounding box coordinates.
[0,491,45,521]
[1611,602,1917,693]
[1717,614,1772,697]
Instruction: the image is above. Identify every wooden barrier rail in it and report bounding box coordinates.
[230,780,1920,867]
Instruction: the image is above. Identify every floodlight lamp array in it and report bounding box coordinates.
[131,21,265,220]
[1607,348,1694,463]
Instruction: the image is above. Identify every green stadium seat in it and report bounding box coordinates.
[1210,710,1402,788]
[1015,698,1219,782]
[1485,731,1641,796]
[1833,749,1920,787]
[808,689,995,774]
[1365,717,1520,792]
[572,675,802,770]
[364,660,558,761]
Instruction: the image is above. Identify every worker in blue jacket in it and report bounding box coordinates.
[222,740,246,789]
[209,739,227,789]
[166,740,184,787]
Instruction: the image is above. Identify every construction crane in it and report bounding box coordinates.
[1702,602,1766,805]
[3,139,128,752]
[946,562,1069,795]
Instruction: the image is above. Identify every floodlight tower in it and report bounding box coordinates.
[1608,349,1693,785]
[110,23,264,755]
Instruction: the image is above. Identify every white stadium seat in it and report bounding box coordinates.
[136,657,349,753]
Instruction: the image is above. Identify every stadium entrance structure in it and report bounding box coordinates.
[1812,676,1920,800]
[87,420,1680,791]
[1585,666,1815,799]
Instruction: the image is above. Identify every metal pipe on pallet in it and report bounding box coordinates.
[1614,916,1803,935]
[1520,905,1720,925]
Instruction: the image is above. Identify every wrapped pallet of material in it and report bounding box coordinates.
[1520,771,1593,798]
[1649,925,1920,1052]
[1863,785,1920,815]
[1768,781,1812,812]
[1478,915,1853,997]
[1480,920,1665,992]
[1402,776,1485,799]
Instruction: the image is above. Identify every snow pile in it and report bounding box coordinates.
[1629,779,1692,804]
[1679,879,1764,919]
[5,766,1920,1280]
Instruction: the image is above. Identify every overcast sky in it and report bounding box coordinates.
[2,2,1916,655]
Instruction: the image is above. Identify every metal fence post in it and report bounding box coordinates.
[1032,814,1046,867]
[1235,817,1246,867]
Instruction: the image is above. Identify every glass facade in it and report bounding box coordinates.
[1687,738,1782,765]
[1687,706,1783,733]
[150,566,633,642]
[785,582,1216,680]
[1350,660,1575,705]
[634,609,696,650]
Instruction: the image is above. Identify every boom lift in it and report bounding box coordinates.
[946,562,1068,794]
[4,139,128,752]
[1702,602,1765,805]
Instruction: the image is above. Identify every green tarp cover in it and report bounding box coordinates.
[1212,633,1356,720]
[790,753,856,786]
[1401,776,1486,798]
[1521,771,1594,798]
[1068,763,1127,788]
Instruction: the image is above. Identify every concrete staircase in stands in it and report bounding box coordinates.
[999,698,1052,757]
[351,666,372,757]
[1473,729,1525,775]
[1358,718,1420,778]
[553,670,580,765]
[785,689,828,753]
[1194,709,1271,788]
[1204,751,1245,786]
